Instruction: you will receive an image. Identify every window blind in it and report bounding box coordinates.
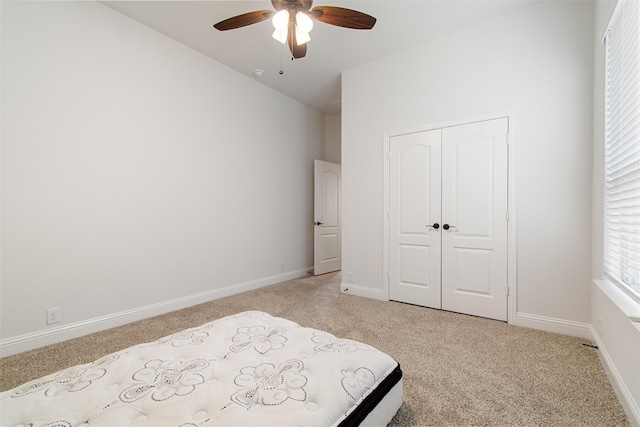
[604,0,640,298]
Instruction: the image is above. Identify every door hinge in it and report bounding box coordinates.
[506,286,510,296]
[506,133,510,145]
[505,209,509,221]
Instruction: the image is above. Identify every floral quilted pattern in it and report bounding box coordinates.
[341,367,376,401]
[231,359,307,408]
[11,354,119,398]
[154,329,210,347]
[119,358,209,402]
[230,325,287,354]
[312,332,371,353]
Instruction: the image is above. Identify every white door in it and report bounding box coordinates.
[441,118,509,321]
[388,118,509,321]
[314,160,341,275]
[389,130,442,308]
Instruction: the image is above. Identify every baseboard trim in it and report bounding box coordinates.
[590,326,640,427]
[340,282,386,300]
[515,312,591,339]
[0,269,310,358]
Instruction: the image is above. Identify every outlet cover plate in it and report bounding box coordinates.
[47,307,61,325]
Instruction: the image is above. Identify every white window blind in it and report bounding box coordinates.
[604,0,640,299]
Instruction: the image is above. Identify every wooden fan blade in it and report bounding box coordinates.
[310,6,376,30]
[214,10,274,31]
[287,21,307,59]
[271,0,284,11]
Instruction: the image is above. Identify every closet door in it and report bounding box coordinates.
[441,118,509,321]
[389,130,442,308]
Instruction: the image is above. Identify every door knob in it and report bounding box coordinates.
[314,221,324,226]
[443,224,456,230]
[426,223,440,229]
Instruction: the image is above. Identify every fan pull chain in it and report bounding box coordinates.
[279,42,285,75]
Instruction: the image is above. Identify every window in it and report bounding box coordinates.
[603,0,640,300]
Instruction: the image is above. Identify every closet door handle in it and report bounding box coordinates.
[314,221,324,226]
[426,223,440,229]
[443,224,456,230]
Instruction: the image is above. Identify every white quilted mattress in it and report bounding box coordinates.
[1,311,402,426]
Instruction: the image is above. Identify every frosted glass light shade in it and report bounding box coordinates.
[296,11,313,33]
[272,10,289,29]
[295,26,310,45]
[272,29,287,44]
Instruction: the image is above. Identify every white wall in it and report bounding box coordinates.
[342,1,594,328]
[590,0,640,424]
[324,114,341,164]
[1,1,324,355]
[591,282,640,425]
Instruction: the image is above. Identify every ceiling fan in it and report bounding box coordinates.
[213,0,377,59]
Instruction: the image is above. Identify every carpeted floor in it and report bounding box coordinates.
[0,272,630,426]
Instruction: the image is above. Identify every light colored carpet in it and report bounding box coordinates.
[0,272,630,426]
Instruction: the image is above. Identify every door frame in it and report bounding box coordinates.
[382,110,518,325]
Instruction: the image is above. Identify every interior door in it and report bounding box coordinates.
[441,118,509,321]
[388,130,442,308]
[314,160,341,275]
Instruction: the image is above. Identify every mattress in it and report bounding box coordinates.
[1,311,402,426]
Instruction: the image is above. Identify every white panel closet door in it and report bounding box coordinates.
[388,118,509,321]
[389,130,442,308]
[441,118,509,321]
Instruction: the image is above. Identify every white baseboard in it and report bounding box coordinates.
[0,269,310,358]
[590,326,640,427]
[340,282,387,300]
[515,312,591,339]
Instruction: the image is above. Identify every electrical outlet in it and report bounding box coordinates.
[47,307,61,325]
[348,272,354,282]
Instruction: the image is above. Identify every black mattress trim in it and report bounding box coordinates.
[338,362,403,427]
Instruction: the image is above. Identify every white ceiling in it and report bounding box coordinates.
[103,0,537,114]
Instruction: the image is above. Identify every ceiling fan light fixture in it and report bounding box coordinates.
[214,2,377,59]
